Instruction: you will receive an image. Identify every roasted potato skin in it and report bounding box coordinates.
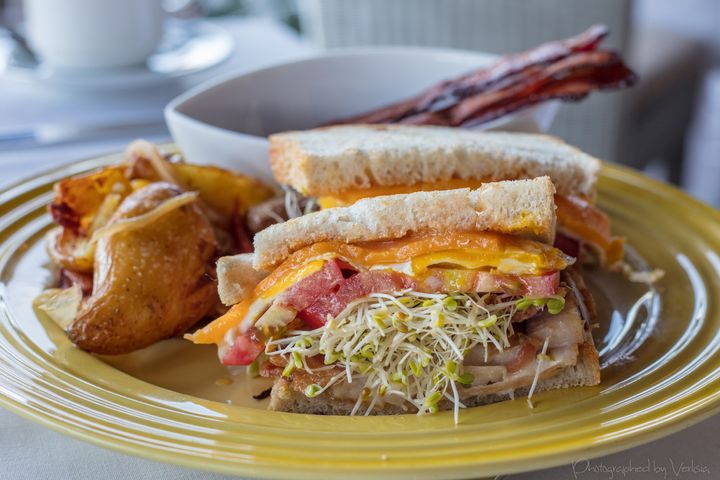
[50,166,132,233]
[67,182,218,354]
[172,163,276,219]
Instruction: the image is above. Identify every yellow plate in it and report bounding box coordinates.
[2,150,720,480]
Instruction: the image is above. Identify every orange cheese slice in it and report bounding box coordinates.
[319,181,623,263]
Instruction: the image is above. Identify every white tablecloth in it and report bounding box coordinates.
[0,16,717,480]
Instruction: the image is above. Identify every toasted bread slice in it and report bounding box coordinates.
[252,177,556,270]
[269,341,599,415]
[216,254,268,306]
[269,125,600,199]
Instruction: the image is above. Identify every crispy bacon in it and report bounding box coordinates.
[452,52,634,126]
[435,24,609,101]
[329,25,636,128]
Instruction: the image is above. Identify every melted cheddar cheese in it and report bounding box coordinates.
[318,181,623,263]
[188,299,251,344]
[317,179,485,208]
[259,260,325,299]
[554,194,624,264]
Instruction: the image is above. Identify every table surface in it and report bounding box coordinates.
[0,16,717,480]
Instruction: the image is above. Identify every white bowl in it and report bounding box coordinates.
[165,47,558,183]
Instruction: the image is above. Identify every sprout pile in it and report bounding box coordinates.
[265,290,565,422]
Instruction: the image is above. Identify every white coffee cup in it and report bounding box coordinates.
[24,0,165,70]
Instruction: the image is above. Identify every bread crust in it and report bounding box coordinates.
[269,125,600,199]
[269,341,599,415]
[216,254,267,306]
[253,177,556,270]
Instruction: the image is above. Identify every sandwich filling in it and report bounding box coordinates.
[189,232,593,418]
[312,179,623,266]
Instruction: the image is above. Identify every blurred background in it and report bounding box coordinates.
[1,0,718,204]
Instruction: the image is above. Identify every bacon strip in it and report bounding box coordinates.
[329,25,635,128]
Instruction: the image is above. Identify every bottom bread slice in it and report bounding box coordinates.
[268,340,600,415]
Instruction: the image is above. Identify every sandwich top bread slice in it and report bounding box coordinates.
[253,176,557,271]
[266,124,622,266]
[188,177,600,421]
[270,125,600,199]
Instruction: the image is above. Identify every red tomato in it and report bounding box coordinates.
[519,271,559,296]
[418,269,558,296]
[220,334,264,366]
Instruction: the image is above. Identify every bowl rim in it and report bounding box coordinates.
[164,45,501,139]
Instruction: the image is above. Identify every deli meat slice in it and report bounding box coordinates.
[526,296,586,348]
[277,259,344,312]
[514,272,559,297]
[299,270,416,328]
[281,260,560,329]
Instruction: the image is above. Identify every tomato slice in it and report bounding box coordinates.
[220,333,264,366]
[416,269,559,296]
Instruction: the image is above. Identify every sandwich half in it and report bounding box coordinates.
[265,124,623,267]
[189,177,600,420]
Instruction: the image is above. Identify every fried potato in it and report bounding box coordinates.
[126,140,276,223]
[67,182,218,354]
[50,166,132,234]
[172,163,276,220]
[46,227,95,273]
[45,140,277,354]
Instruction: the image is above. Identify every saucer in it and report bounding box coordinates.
[0,19,234,90]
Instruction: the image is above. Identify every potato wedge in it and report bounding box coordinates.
[172,163,276,219]
[67,182,218,354]
[126,140,276,223]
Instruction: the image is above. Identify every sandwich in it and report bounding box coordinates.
[263,124,623,268]
[188,177,600,420]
